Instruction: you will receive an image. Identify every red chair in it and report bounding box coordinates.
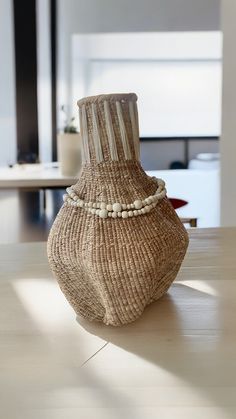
[169,198,188,210]
[169,198,197,227]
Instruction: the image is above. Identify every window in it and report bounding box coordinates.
[72,31,222,137]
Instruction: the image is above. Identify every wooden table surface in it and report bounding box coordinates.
[1,228,236,419]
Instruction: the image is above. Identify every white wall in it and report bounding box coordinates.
[221,0,236,226]
[57,0,220,121]
[0,0,16,166]
[72,32,222,137]
[57,0,221,171]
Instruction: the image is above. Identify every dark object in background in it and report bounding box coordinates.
[13,0,39,163]
[17,150,38,164]
[169,161,187,170]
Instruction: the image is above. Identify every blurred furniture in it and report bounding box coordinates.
[169,198,197,227]
[148,169,219,228]
[188,152,220,170]
[0,163,77,210]
[169,198,188,209]
[141,136,218,168]
[181,217,198,227]
[0,163,76,188]
[0,165,219,227]
[1,227,236,418]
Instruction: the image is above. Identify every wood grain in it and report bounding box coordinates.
[0,228,235,419]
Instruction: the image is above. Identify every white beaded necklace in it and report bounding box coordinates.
[63,177,166,219]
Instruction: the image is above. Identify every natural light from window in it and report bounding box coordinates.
[72,31,222,138]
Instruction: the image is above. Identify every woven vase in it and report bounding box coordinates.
[47,93,189,326]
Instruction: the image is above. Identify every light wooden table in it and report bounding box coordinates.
[1,228,235,419]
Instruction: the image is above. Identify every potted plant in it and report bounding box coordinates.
[57,106,82,176]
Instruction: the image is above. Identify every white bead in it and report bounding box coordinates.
[88,202,93,208]
[138,209,142,215]
[108,212,112,217]
[96,209,100,216]
[141,208,146,214]
[112,212,117,218]
[96,202,101,208]
[118,212,122,217]
[76,202,80,207]
[113,203,122,212]
[107,204,113,211]
[158,179,165,187]
[99,209,108,218]
[93,202,97,208]
[91,208,96,214]
[63,194,67,201]
[79,200,84,207]
[133,210,138,216]
[122,204,127,210]
[145,205,151,213]
[130,203,135,209]
[122,211,128,219]
[73,195,78,201]
[128,211,133,217]
[100,202,106,210]
[127,204,131,210]
[134,200,142,210]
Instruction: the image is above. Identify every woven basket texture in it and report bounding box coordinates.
[47,93,189,326]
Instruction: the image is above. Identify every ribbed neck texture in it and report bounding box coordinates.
[78,93,140,165]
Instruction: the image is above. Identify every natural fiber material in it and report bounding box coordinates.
[47,93,189,326]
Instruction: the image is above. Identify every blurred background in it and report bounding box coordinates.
[0,0,235,242]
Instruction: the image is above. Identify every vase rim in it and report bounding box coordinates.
[77,92,137,107]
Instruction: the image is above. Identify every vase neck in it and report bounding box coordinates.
[78,93,140,165]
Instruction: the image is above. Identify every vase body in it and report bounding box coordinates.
[57,133,82,176]
[48,93,189,326]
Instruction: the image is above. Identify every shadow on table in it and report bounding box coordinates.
[77,282,235,418]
